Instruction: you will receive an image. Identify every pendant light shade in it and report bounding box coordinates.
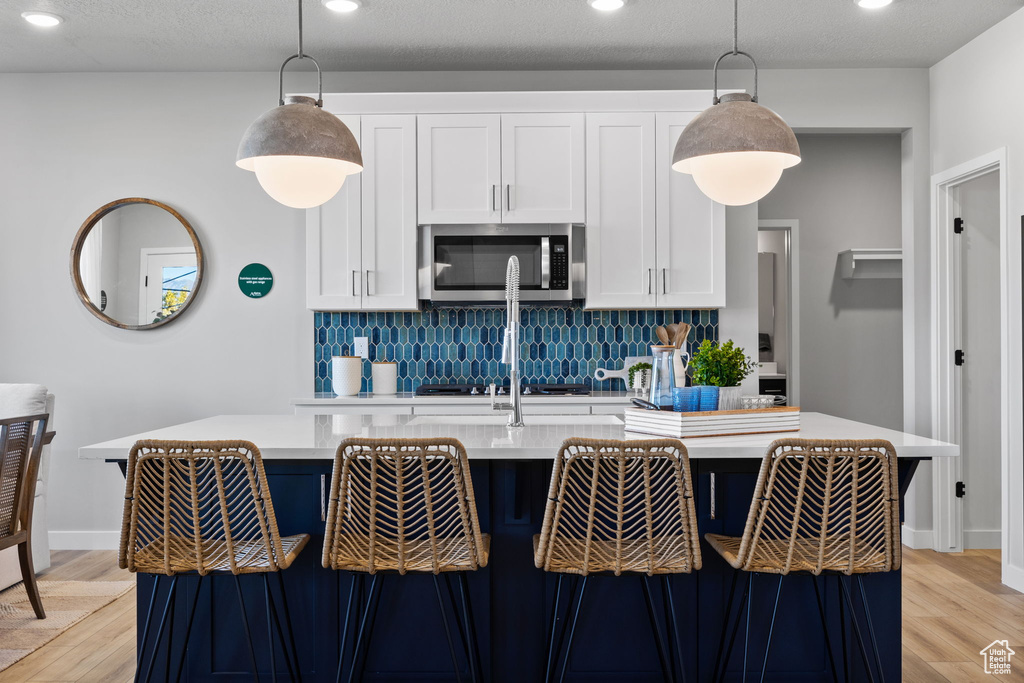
[672,93,799,206]
[671,1,800,206]
[237,0,363,209]
[237,95,363,209]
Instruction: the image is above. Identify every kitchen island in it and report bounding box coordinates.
[82,413,957,682]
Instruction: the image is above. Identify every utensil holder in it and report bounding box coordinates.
[331,356,363,396]
[371,361,398,395]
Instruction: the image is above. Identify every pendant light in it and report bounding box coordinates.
[237,0,363,209]
[671,0,800,206]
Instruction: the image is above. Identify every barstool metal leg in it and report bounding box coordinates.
[262,576,279,683]
[347,573,382,683]
[336,573,358,683]
[233,574,262,683]
[811,575,839,683]
[758,575,784,683]
[557,576,588,683]
[273,571,303,683]
[135,575,162,683]
[432,574,464,683]
[741,573,754,683]
[838,576,849,682]
[641,575,674,683]
[443,574,471,673]
[718,572,753,683]
[661,575,687,683]
[545,574,566,683]
[457,572,482,683]
[838,575,875,683]
[855,575,886,683]
[711,569,741,683]
[143,574,178,683]
[173,575,205,683]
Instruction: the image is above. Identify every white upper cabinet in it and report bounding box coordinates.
[417,114,501,224]
[418,113,585,224]
[307,115,363,311]
[585,113,658,309]
[655,112,726,308]
[307,114,419,311]
[500,113,586,223]
[361,115,419,311]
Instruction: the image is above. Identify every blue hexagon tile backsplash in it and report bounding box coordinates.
[314,306,719,393]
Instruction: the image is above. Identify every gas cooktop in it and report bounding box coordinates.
[415,383,590,397]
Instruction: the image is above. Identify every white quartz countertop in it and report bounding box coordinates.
[291,391,634,405]
[80,412,958,461]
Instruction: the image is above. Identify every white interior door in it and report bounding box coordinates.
[306,115,362,311]
[500,113,585,224]
[584,113,657,309]
[417,114,501,224]
[361,115,419,311]
[655,112,726,308]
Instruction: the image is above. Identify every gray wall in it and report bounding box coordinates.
[759,134,904,430]
[0,68,929,548]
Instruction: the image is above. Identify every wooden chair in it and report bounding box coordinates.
[323,438,488,683]
[534,438,701,683]
[0,413,52,619]
[704,439,901,683]
[119,440,310,683]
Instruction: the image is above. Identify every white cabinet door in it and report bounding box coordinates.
[655,113,727,308]
[306,115,362,310]
[417,114,501,224]
[501,113,586,224]
[584,113,657,309]
[361,115,419,311]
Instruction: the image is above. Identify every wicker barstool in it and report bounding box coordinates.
[534,438,701,683]
[119,440,310,683]
[0,414,53,620]
[323,437,489,683]
[705,439,901,683]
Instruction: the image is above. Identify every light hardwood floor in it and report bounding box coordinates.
[0,548,1021,681]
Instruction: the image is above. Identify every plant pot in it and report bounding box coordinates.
[718,386,743,411]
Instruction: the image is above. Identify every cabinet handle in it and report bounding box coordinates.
[352,270,361,296]
[321,474,326,522]
[648,269,653,295]
[662,268,668,295]
[506,184,514,211]
[710,472,716,520]
[365,270,373,297]
[492,184,498,212]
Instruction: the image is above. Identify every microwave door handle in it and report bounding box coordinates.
[540,237,550,289]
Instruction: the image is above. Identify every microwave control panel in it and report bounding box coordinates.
[550,236,569,290]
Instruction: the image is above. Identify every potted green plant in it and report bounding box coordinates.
[688,340,757,410]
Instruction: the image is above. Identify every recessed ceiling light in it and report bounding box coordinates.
[21,11,63,27]
[322,0,361,12]
[857,0,893,8]
[589,0,626,11]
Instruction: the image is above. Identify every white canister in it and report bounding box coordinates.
[331,356,363,396]
[371,362,398,395]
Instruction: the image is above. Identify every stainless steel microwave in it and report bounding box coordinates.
[418,224,585,304]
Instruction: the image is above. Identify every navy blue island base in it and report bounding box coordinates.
[123,457,921,682]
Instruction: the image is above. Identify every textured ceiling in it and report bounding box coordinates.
[1,0,1020,73]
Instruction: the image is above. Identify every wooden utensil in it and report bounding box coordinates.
[673,323,691,348]
[655,326,670,344]
[666,323,679,339]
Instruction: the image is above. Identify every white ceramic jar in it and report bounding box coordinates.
[371,362,398,395]
[331,356,363,396]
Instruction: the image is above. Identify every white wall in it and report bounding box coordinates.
[759,134,904,430]
[930,8,1024,578]
[0,67,930,548]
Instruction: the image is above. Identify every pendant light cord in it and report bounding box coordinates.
[733,0,738,55]
[712,0,757,104]
[277,0,324,107]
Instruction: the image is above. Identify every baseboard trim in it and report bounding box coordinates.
[49,530,120,550]
[964,529,1002,550]
[901,524,934,550]
[1003,563,1024,593]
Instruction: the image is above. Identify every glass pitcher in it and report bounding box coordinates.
[648,345,677,409]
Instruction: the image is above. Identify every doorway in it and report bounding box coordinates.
[931,148,1023,590]
[757,220,800,407]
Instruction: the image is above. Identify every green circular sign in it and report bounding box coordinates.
[238,263,274,298]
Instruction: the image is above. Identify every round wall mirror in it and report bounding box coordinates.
[70,198,204,330]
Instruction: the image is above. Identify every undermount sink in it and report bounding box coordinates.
[406,414,623,427]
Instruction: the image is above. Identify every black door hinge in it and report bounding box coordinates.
[955,349,965,366]
[956,481,966,498]
[954,217,964,234]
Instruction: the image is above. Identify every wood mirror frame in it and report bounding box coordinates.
[69,198,205,330]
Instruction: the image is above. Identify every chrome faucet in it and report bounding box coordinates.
[491,256,524,427]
